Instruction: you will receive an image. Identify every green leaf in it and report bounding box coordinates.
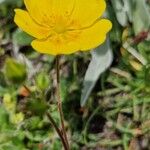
[13,29,33,46]
[4,58,27,84]
[132,0,150,34]
[111,0,128,26]
[138,41,150,53]
[35,72,50,91]
[0,71,7,87]
[27,98,48,116]
[52,140,62,150]
[111,0,134,26]
[107,5,122,42]
[0,0,23,5]
[0,106,9,129]
[81,38,113,107]
[124,0,133,22]
[25,117,41,130]
[0,0,5,4]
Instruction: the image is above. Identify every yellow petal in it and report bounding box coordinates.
[71,0,106,27]
[79,19,112,50]
[24,0,106,28]
[24,0,74,26]
[31,37,79,55]
[24,0,51,26]
[14,9,51,39]
[31,19,112,55]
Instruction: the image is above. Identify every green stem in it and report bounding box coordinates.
[83,106,101,143]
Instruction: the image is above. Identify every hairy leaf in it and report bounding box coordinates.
[81,38,113,107]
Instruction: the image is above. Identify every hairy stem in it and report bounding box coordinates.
[56,56,69,150]
[46,112,68,150]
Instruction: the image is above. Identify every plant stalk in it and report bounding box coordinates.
[46,112,68,150]
[56,56,69,150]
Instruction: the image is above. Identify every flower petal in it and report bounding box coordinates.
[31,19,112,55]
[24,0,74,26]
[79,19,112,50]
[14,9,51,39]
[71,0,106,27]
[31,38,79,55]
[24,0,106,28]
[24,0,51,26]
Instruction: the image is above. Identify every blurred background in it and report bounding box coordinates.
[0,0,150,149]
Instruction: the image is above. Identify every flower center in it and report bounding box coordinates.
[50,15,68,34]
[47,15,82,44]
[54,24,67,34]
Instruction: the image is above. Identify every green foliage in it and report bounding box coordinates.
[27,98,48,116]
[35,72,50,91]
[111,0,150,34]
[132,0,150,34]
[13,29,33,46]
[0,106,9,130]
[4,58,27,84]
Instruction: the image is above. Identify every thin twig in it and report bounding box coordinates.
[56,56,70,149]
[46,112,68,150]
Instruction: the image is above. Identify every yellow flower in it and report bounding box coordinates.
[14,0,112,55]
